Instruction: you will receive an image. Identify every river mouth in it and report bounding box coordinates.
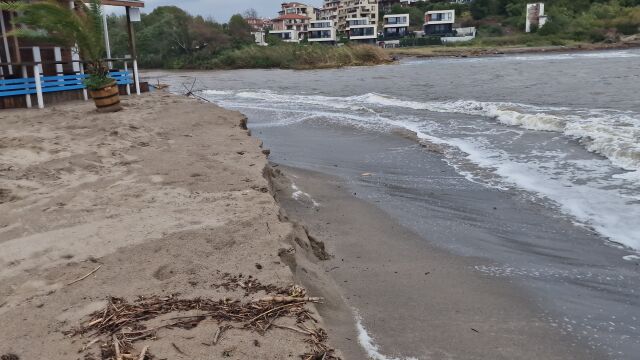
[145,49,640,359]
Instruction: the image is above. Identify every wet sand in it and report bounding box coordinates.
[272,164,602,360]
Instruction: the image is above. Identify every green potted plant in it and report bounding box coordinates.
[2,0,122,112]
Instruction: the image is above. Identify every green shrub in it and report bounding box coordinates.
[400,37,442,47]
[204,43,390,70]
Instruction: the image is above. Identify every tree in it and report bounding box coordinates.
[470,0,499,20]
[243,8,259,19]
[227,14,253,46]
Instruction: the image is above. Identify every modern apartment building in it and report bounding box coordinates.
[309,20,337,43]
[424,9,455,36]
[336,0,378,34]
[383,13,410,38]
[346,17,377,43]
[318,0,341,21]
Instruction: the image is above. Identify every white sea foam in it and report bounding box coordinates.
[355,93,640,172]
[199,89,640,251]
[355,313,419,360]
[201,89,233,95]
[291,183,320,207]
[206,90,640,173]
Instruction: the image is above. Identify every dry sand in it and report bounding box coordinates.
[0,92,338,359]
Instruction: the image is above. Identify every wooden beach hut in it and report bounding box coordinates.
[0,0,145,109]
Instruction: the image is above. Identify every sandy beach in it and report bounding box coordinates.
[0,92,340,359]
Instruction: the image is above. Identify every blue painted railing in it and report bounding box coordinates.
[0,71,132,98]
[109,71,133,86]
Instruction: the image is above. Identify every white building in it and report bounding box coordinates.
[424,10,455,36]
[269,29,300,43]
[526,3,547,33]
[337,0,378,34]
[252,31,268,46]
[347,18,377,43]
[309,20,337,43]
[383,14,410,38]
[442,27,477,43]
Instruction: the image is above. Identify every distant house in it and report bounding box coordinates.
[423,10,455,36]
[346,18,377,43]
[525,3,547,33]
[270,14,310,43]
[246,17,273,31]
[383,14,410,38]
[279,2,318,20]
[270,2,318,43]
[308,20,337,44]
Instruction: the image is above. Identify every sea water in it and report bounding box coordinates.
[149,49,640,358]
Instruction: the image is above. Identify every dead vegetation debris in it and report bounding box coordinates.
[1,354,19,360]
[211,272,297,297]
[67,277,339,360]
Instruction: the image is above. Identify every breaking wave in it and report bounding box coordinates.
[199,89,640,251]
[221,90,640,173]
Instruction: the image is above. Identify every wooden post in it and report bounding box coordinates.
[102,10,113,69]
[79,62,88,101]
[0,10,13,75]
[132,59,140,95]
[21,65,31,108]
[125,6,140,95]
[33,64,43,109]
[54,47,64,76]
[32,46,42,74]
[124,60,131,95]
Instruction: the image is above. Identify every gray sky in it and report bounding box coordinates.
[109,0,323,22]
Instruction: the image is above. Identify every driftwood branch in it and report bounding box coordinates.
[252,296,323,304]
[66,265,102,286]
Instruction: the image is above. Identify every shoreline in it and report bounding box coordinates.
[268,162,603,360]
[387,40,640,59]
[146,53,640,358]
[0,92,341,359]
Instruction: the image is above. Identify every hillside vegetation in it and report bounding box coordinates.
[106,6,390,70]
[384,0,640,45]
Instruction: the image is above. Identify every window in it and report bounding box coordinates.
[350,27,374,37]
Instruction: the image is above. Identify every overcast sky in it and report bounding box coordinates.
[108,0,324,22]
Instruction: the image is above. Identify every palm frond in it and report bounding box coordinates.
[9,0,106,63]
[7,28,70,46]
[0,1,28,12]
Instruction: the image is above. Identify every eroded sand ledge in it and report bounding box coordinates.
[0,92,340,359]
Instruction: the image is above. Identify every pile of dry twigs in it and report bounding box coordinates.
[69,282,339,360]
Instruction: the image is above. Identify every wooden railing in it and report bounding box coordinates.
[0,58,135,109]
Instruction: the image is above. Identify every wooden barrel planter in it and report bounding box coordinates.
[89,81,122,113]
